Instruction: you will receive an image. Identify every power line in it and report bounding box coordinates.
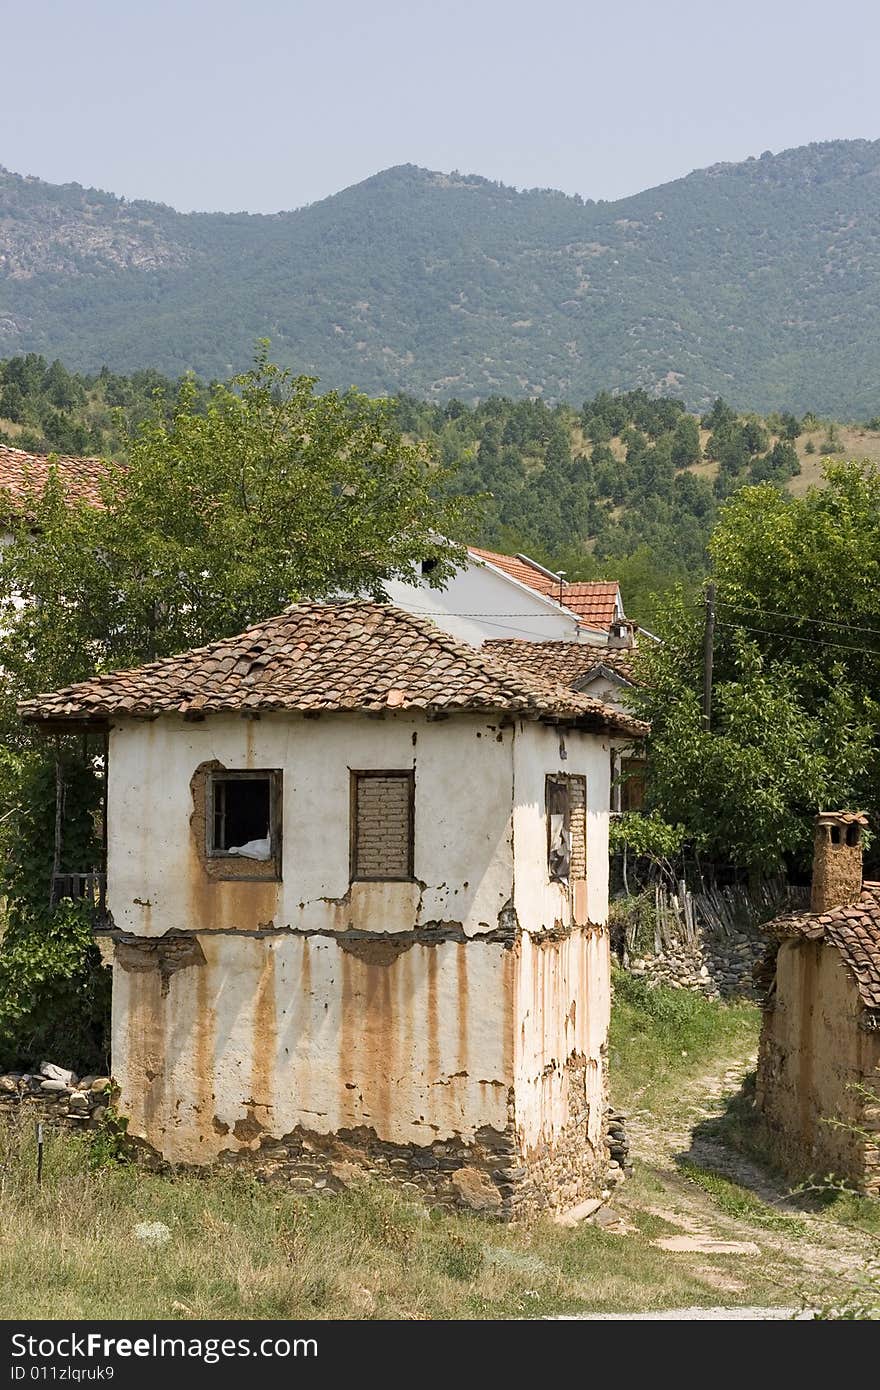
[714,600,880,640]
[715,619,880,659]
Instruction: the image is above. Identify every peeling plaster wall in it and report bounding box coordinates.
[106,711,614,1204]
[511,720,612,932]
[514,927,609,1154]
[510,722,612,1187]
[107,712,515,940]
[757,940,880,1192]
[114,931,514,1164]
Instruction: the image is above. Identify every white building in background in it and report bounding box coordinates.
[21,600,647,1218]
[385,545,625,648]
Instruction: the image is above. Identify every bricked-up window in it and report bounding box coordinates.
[568,775,587,881]
[209,770,281,862]
[351,771,414,881]
[546,773,587,883]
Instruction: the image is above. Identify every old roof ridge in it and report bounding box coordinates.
[19,599,648,735]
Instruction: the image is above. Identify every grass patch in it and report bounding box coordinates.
[0,1117,793,1320]
[608,968,760,1111]
[677,1163,807,1234]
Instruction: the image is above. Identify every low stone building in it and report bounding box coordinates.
[20,601,646,1217]
[756,811,880,1194]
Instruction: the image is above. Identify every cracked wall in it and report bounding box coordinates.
[756,940,880,1194]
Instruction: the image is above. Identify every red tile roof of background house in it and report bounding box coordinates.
[467,547,621,631]
[0,444,111,518]
[19,601,649,737]
[558,582,621,630]
[467,546,560,597]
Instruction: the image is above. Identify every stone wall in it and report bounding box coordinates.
[625,927,766,999]
[0,1067,114,1129]
[612,880,809,999]
[198,1093,623,1220]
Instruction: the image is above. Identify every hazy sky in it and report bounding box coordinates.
[2,0,879,213]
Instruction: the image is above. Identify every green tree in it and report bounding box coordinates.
[635,463,880,871]
[670,413,701,468]
[0,351,474,692]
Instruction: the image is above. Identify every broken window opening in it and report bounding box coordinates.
[546,775,572,883]
[210,772,278,861]
[351,770,415,881]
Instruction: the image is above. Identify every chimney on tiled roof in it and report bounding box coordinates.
[811,811,868,913]
[607,618,637,650]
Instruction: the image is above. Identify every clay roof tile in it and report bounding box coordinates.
[19,601,648,738]
[766,884,880,1011]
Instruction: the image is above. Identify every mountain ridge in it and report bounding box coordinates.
[3,139,880,411]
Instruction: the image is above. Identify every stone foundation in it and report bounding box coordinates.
[202,1075,615,1221]
[0,1062,621,1220]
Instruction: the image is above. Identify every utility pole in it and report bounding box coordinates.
[557,571,566,606]
[702,581,716,731]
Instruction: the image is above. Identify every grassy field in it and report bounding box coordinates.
[0,977,876,1320]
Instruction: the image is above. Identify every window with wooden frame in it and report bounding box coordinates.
[207,769,282,876]
[619,757,647,813]
[546,775,572,882]
[350,771,415,881]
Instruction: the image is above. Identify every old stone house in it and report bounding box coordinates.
[757,812,880,1194]
[20,601,646,1216]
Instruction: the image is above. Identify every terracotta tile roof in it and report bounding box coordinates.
[467,546,560,597]
[558,582,620,630]
[767,882,880,1011]
[0,444,111,518]
[467,547,621,630]
[483,640,637,688]
[18,601,649,736]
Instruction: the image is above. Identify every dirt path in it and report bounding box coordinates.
[611,1044,879,1300]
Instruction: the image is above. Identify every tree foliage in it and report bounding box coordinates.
[636,464,880,871]
[0,352,473,691]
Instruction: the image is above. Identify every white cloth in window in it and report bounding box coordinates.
[227,835,271,861]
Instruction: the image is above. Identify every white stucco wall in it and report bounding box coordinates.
[509,721,612,1155]
[107,711,516,940]
[107,710,614,1171]
[384,559,586,646]
[514,927,609,1153]
[511,720,612,931]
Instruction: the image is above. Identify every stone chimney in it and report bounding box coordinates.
[608,618,637,650]
[810,811,868,913]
